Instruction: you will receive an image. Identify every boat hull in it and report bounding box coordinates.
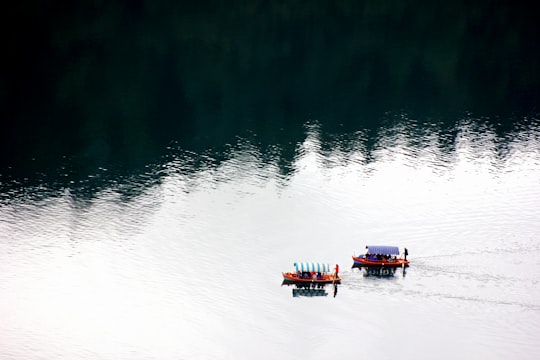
[352,256,409,267]
[282,272,341,284]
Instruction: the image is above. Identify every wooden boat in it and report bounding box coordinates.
[352,245,410,268]
[282,262,341,284]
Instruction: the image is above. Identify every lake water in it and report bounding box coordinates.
[1,117,540,359]
[2,2,540,359]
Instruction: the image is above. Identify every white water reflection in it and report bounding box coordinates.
[1,120,540,359]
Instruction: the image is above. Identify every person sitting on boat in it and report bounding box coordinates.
[317,272,322,279]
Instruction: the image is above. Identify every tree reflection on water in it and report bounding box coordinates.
[3,1,539,187]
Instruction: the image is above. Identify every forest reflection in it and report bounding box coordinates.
[2,1,539,179]
[2,115,539,204]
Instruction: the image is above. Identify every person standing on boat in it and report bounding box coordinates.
[334,264,339,278]
[404,247,408,261]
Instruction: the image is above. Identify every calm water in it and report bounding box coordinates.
[1,119,540,359]
[2,2,540,359]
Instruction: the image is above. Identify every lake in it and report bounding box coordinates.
[2,117,540,359]
[2,1,540,359]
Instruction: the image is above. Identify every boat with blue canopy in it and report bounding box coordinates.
[352,245,410,267]
[282,262,341,284]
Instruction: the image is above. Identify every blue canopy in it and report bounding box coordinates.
[294,262,331,273]
[366,246,400,255]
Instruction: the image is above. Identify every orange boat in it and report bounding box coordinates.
[282,262,341,284]
[352,245,410,268]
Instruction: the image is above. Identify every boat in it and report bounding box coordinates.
[282,262,341,284]
[352,245,410,267]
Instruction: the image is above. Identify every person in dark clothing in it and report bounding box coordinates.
[404,248,409,260]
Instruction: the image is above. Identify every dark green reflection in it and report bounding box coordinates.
[1,0,539,186]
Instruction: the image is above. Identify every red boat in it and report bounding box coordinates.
[282,262,341,284]
[352,245,410,267]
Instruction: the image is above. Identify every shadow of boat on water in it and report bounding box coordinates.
[352,265,407,278]
[281,281,339,298]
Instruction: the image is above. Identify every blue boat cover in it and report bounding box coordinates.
[367,246,400,255]
[294,262,331,273]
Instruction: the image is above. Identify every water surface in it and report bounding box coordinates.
[2,119,540,359]
[2,2,540,359]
